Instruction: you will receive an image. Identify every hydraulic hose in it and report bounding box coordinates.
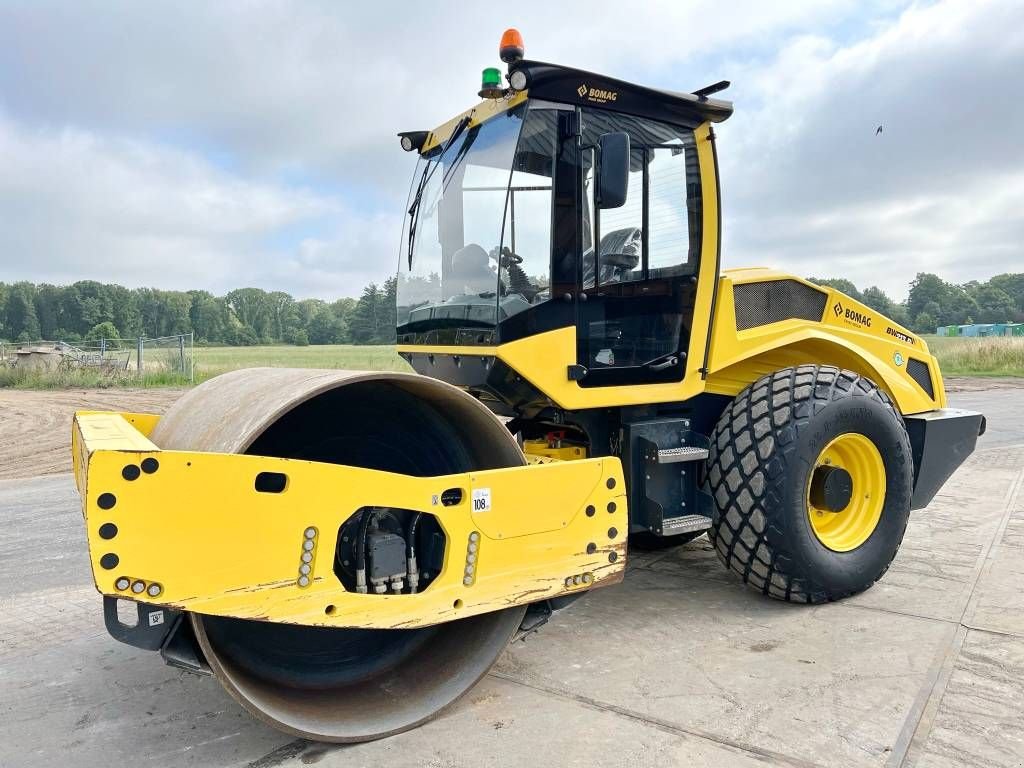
[406,513,423,593]
[353,508,379,594]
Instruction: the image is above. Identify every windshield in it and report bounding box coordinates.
[397,103,555,343]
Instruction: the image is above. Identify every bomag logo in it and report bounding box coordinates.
[833,301,872,328]
[577,83,618,104]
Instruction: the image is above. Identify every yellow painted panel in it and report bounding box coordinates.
[398,113,946,417]
[75,412,627,630]
[704,274,944,413]
[522,438,587,462]
[74,410,160,451]
[73,411,160,498]
[468,459,602,538]
[484,122,723,411]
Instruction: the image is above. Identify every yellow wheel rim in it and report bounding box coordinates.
[806,433,886,552]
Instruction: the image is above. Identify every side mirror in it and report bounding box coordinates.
[597,132,630,209]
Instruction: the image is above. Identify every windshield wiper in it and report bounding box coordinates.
[406,116,471,269]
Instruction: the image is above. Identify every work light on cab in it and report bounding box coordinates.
[398,130,428,152]
[478,67,504,99]
[499,28,524,63]
[508,68,528,91]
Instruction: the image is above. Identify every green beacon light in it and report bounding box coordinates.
[478,67,505,99]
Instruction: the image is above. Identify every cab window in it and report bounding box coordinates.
[577,110,701,381]
[497,107,559,318]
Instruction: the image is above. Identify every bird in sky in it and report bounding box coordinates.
[875,125,884,136]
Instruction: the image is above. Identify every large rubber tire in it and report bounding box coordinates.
[706,365,913,603]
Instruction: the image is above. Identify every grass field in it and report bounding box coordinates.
[0,345,410,389]
[923,335,1024,377]
[1,337,1020,389]
[194,344,410,377]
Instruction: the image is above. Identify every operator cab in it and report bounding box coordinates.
[397,34,731,408]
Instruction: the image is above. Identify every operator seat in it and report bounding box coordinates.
[582,227,642,287]
[449,243,495,297]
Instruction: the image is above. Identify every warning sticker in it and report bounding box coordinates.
[472,488,492,512]
[148,610,165,627]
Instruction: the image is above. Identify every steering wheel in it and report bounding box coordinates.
[489,246,523,268]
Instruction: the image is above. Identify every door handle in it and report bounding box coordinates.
[647,356,678,372]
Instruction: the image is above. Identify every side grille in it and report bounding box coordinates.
[906,358,935,399]
[733,280,828,331]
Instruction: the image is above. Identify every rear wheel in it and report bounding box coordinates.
[706,365,913,603]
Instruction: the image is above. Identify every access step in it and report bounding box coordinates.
[661,514,713,535]
[656,446,710,464]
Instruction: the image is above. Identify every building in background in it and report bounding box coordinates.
[936,323,1024,337]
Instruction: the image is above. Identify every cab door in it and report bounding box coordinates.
[575,110,704,388]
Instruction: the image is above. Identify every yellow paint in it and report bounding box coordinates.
[420,91,529,153]
[522,438,587,461]
[477,122,722,410]
[74,411,627,630]
[404,100,947,417]
[704,271,943,414]
[806,433,886,552]
[404,270,942,415]
[72,410,159,497]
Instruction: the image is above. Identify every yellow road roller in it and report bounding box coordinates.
[72,30,985,743]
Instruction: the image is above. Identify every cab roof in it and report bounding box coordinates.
[414,60,733,154]
[510,59,733,127]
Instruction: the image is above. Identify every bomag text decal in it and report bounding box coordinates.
[832,301,872,329]
[577,84,618,104]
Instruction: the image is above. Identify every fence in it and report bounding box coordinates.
[0,333,194,385]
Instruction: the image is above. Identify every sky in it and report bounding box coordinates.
[0,0,1021,302]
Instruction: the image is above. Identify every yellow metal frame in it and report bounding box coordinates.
[420,91,529,153]
[73,411,627,630]
[400,113,945,417]
[399,121,722,409]
[806,433,886,552]
[522,437,587,461]
[704,269,944,414]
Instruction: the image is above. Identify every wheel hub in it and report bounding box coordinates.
[806,433,886,552]
[808,465,853,512]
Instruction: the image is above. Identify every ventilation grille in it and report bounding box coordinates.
[733,280,828,331]
[906,358,935,398]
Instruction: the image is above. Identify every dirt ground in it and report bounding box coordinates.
[0,388,185,480]
[0,377,1019,481]
[944,375,1024,392]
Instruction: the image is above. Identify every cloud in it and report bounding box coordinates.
[0,0,1020,301]
[0,114,357,294]
[0,1,861,183]
[720,0,1024,296]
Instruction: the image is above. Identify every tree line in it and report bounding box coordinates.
[810,272,1024,332]
[0,278,397,346]
[1,271,1021,346]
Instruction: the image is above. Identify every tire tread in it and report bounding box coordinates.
[706,364,910,604]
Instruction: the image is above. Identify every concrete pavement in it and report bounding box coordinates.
[1,389,1021,767]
